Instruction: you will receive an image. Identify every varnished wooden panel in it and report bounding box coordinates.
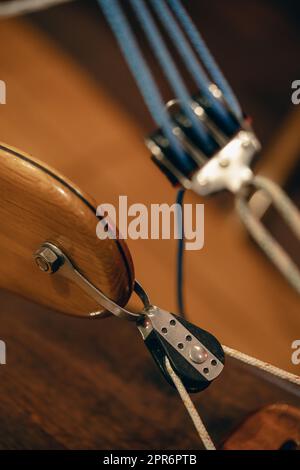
[0,142,134,316]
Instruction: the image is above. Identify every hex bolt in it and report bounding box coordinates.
[34,246,64,274]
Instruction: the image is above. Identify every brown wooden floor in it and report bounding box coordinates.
[0,0,299,449]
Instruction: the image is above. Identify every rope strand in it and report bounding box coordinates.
[165,357,216,450]
[223,345,300,386]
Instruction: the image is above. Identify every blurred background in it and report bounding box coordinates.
[0,0,299,449]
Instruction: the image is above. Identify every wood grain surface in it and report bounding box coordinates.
[0,1,299,450]
[0,142,134,316]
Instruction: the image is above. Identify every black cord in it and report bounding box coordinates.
[176,189,186,316]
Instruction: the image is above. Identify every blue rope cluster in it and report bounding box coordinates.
[97,0,243,315]
[98,0,242,161]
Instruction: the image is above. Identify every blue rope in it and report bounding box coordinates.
[176,189,186,316]
[97,0,185,161]
[168,0,243,120]
[129,0,213,150]
[150,0,232,126]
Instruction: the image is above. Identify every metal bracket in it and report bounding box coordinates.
[34,242,148,321]
[191,130,261,196]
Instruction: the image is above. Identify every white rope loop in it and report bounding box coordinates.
[236,175,300,295]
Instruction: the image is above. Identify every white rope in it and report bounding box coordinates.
[0,0,74,17]
[236,175,300,295]
[223,345,300,386]
[164,357,216,450]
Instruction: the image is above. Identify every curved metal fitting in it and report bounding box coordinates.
[34,242,149,321]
